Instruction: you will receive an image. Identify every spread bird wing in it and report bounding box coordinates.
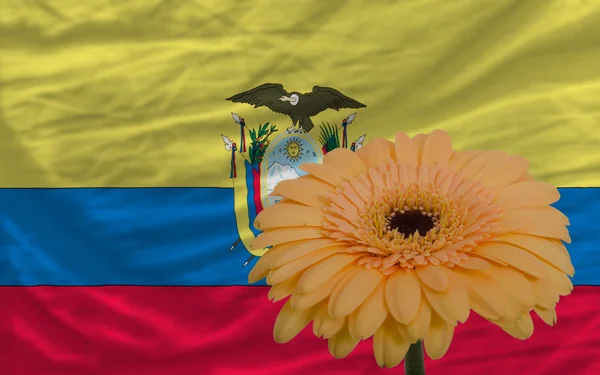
[226,83,292,115]
[303,86,367,117]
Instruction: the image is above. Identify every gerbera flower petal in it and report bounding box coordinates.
[373,318,411,368]
[382,160,400,188]
[422,130,453,166]
[497,209,571,243]
[417,163,432,186]
[329,267,383,318]
[313,302,345,339]
[394,131,418,165]
[424,313,454,360]
[534,305,557,326]
[367,167,388,195]
[416,265,450,292]
[251,227,325,249]
[248,242,302,283]
[398,162,418,184]
[347,178,373,205]
[267,246,343,285]
[469,298,501,320]
[338,181,367,211]
[455,270,521,320]
[530,276,559,308]
[473,154,528,189]
[254,203,323,229]
[485,266,535,310]
[494,181,560,209]
[299,163,348,186]
[273,238,340,268]
[449,150,482,171]
[546,265,574,296]
[411,133,428,163]
[494,311,534,340]
[290,266,354,310]
[489,234,574,276]
[474,242,549,279]
[268,273,301,302]
[322,148,367,178]
[385,270,422,324]
[356,138,396,167]
[349,280,388,339]
[297,254,359,293]
[271,176,335,207]
[421,270,470,324]
[517,173,536,183]
[403,299,432,342]
[328,325,360,359]
[273,300,315,343]
[460,150,507,176]
[455,256,491,270]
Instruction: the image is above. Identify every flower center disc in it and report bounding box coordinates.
[387,210,435,237]
[322,161,503,274]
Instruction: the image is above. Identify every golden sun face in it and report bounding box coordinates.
[283,138,303,162]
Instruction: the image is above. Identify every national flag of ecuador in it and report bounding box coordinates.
[1,1,600,374]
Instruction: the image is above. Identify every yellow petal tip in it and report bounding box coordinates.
[247,272,262,284]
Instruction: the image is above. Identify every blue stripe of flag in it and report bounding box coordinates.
[0,187,597,286]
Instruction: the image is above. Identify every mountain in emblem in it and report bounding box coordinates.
[267,162,300,192]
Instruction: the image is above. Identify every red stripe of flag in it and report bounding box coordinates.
[2,286,599,374]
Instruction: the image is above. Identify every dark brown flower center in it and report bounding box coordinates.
[387,210,436,237]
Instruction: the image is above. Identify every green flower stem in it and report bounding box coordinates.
[404,341,426,375]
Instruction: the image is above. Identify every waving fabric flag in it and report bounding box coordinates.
[1,1,600,374]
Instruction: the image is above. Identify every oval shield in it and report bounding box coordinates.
[260,133,323,208]
[231,131,322,257]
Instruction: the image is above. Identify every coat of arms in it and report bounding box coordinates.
[222,83,367,266]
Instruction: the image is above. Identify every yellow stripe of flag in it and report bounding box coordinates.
[1,0,599,188]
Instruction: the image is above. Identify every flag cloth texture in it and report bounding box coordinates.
[1,1,600,374]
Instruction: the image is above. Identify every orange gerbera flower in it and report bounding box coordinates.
[248,130,574,368]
